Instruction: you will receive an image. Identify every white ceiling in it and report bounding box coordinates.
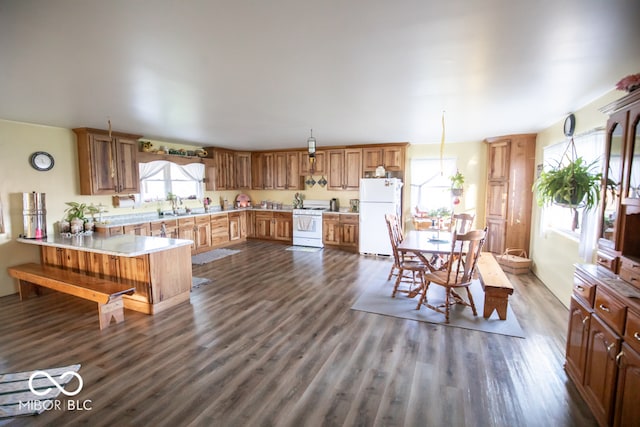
[1,0,640,150]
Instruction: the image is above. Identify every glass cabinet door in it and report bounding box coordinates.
[599,121,624,244]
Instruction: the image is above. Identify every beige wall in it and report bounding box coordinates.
[530,90,621,308]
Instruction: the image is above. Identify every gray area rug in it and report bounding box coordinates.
[191,277,211,288]
[191,248,241,265]
[0,364,82,419]
[285,246,323,253]
[352,277,525,338]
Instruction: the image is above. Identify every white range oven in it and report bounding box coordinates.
[292,200,329,248]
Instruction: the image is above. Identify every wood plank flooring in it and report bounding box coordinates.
[0,240,596,426]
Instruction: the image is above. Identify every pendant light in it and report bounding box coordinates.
[307,129,316,158]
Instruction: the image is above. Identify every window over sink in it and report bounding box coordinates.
[139,161,204,202]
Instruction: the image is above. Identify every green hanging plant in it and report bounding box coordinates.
[533,157,602,210]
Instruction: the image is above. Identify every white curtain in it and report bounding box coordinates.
[181,163,205,199]
[138,161,205,201]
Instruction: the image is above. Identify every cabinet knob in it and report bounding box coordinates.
[634,332,640,341]
[575,285,584,292]
[598,304,610,313]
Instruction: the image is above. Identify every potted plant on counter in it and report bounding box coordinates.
[64,202,100,233]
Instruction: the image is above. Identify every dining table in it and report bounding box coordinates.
[397,230,459,269]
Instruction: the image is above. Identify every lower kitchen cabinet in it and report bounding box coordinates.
[178,217,197,253]
[251,211,292,243]
[123,222,151,236]
[228,211,247,241]
[323,213,359,252]
[150,219,178,238]
[195,215,211,253]
[566,264,640,427]
[211,213,230,246]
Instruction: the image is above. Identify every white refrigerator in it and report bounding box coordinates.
[359,178,403,255]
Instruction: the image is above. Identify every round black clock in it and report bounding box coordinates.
[29,151,55,171]
[564,113,576,137]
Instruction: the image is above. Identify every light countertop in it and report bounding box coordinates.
[17,234,193,257]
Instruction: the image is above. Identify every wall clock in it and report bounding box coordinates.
[29,151,55,171]
[564,113,576,137]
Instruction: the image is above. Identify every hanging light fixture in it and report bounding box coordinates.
[307,129,317,158]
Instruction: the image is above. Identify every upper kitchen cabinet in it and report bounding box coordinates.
[74,128,142,195]
[327,148,362,191]
[235,152,251,190]
[362,144,407,174]
[597,90,640,273]
[484,134,536,254]
[274,151,303,190]
[300,150,326,176]
[251,152,274,190]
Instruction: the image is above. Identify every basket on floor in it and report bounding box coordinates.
[496,248,531,275]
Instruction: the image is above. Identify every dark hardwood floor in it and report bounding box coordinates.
[0,240,596,426]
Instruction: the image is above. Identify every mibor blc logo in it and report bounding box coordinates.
[19,369,92,412]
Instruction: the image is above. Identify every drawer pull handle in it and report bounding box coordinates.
[598,304,610,313]
[575,285,584,292]
[616,351,624,367]
[634,332,640,341]
[606,342,616,358]
[582,316,589,326]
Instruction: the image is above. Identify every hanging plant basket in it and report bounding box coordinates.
[533,153,602,211]
[451,188,464,197]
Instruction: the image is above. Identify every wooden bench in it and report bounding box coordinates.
[476,253,514,320]
[7,263,136,330]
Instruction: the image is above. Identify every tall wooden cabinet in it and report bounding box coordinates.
[483,134,536,254]
[74,128,142,195]
[327,148,362,191]
[597,90,640,274]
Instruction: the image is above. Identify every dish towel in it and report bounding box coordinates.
[295,216,314,231]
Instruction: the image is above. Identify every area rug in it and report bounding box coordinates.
[351,278,525,338]
[0,364,82,419]
[191,277,211,289]
[191,248,241,265]
[285,246,323,253]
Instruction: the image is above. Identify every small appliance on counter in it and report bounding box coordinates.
[22,191,47,239]
[349,199,360,213]
[330,198,339,212]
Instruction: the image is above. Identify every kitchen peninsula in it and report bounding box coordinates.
[17,234,193,314]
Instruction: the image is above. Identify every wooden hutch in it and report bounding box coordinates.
[565,90,640,427]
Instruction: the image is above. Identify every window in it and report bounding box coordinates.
[410,158,457,215]
[540,129,605,236]
[139,161,204,202]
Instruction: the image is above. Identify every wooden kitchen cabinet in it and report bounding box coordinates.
[123,222,151,236]
[274,151,303,190]
[362,145,405,173]
[251,152,275,190]
[228,211,247,241]
[483,134,536,254]
[252,211,292,243]
[195,215,212,253]
[300,150,326,176]
[150,219,178,238]
[211,213,230,246]
[327,148,362,191]
[178,217,197,253]
[73,128,142,195]
[209,148,236,190]
[613,342,640,427]
[245,210,256,238]
[235,152,252,189]
[323,213,359,252]
[273,212,293,241]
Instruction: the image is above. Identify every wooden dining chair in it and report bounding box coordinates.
[385,214,429,297]
[415,227,487,323]
[451,213,475,234]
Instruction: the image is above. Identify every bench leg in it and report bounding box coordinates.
[483,292,509,320]
[18,279,40,300]
[98,296,125,330]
